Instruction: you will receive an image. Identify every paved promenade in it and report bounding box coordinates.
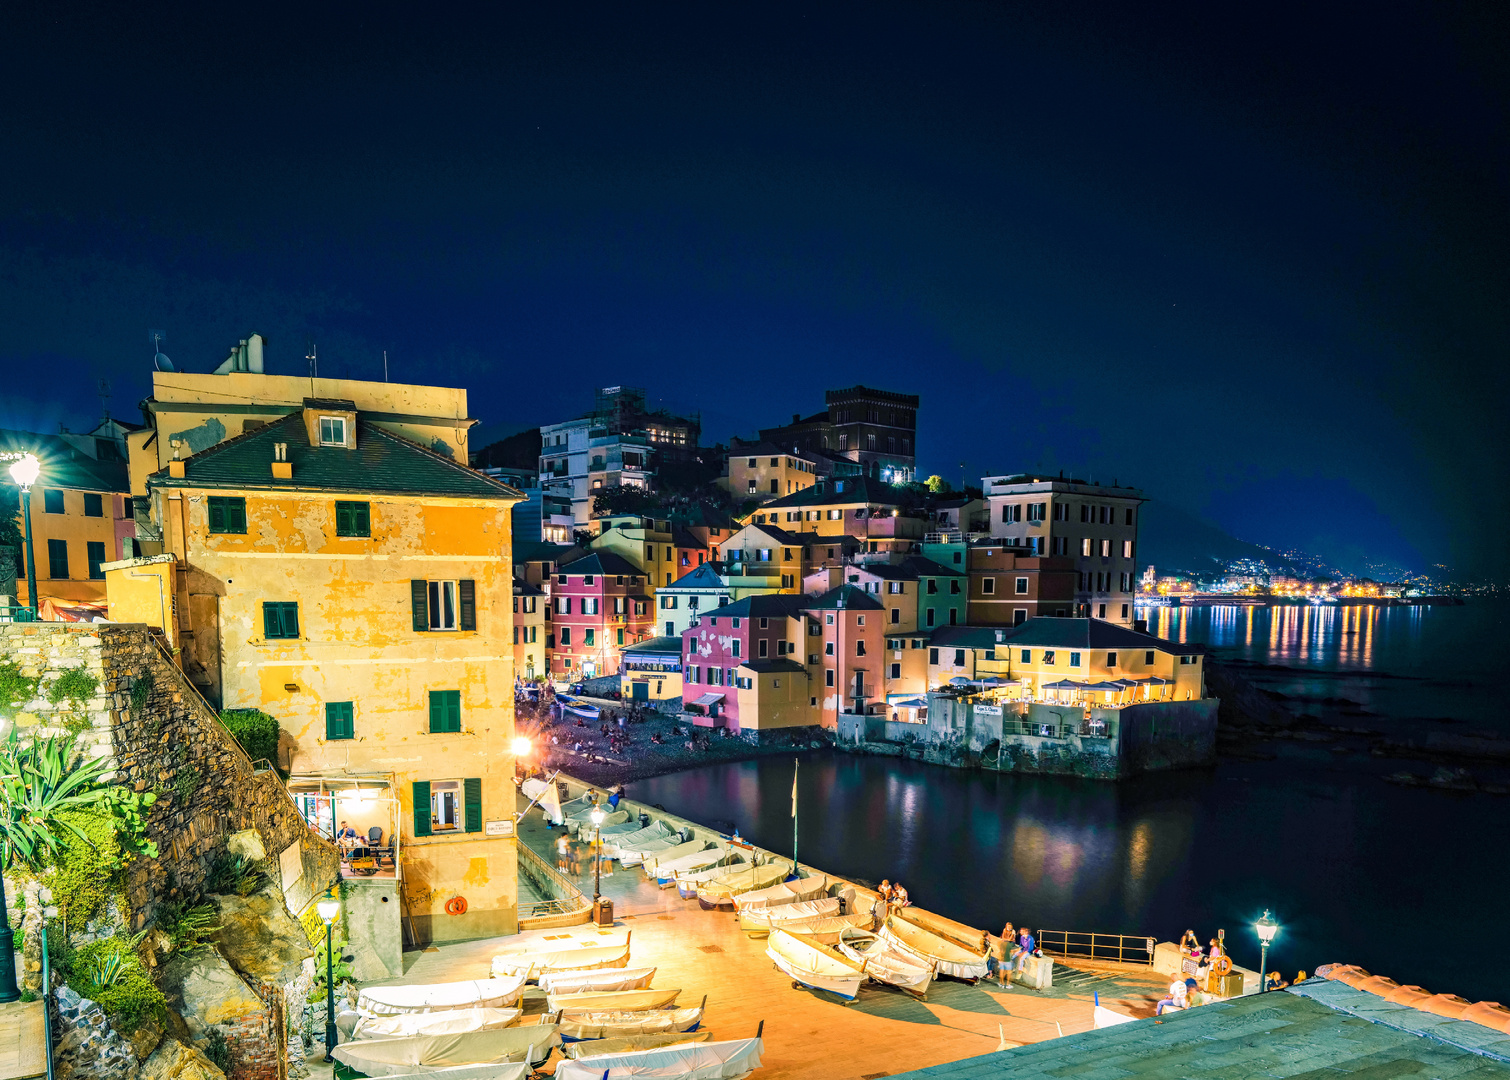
[358,794,1172,1079]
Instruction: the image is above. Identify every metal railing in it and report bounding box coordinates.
[1037,929,1155,966]
[516,839,592,918]
[0,605,38,622]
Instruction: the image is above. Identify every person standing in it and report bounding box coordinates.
[990,923,1014,987]
[556,833,570,871]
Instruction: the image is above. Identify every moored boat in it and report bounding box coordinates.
[555,999,706,1041]
[356,975,528,1016]
[560,1030,712,1059]
[696,861,791,910]
[347,1006,521,1041]
[490,934,631,980]
[766,927,866,1000]
[554,1033,764,1080]
[536,966,656,995]
[737,895,841,936]
[774,911,874,944]
[730,874,827,913]
[602,819,675,858]
[641,837,713,877]
[618,829,690,867]
[675,855,748,898]
[330,1022,561,1074]
[545,987,681,1013]
[881,915,989,981]
[838,926,935,998]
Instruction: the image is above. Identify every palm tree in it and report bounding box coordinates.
[0,732,120,1000]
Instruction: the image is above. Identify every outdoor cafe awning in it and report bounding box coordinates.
[890,697,929,708]
[693,692,725,706]
[1042,679,1082,690]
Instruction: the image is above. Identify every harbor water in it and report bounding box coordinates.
[630,599,1510,1003]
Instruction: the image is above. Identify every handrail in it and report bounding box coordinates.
[516,838,591,916]
[146,632,265,775]
[1036,929,1155,966]
[0,604,40,622]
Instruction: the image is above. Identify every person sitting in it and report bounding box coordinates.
[893,882,910,908]
[335,821,359,854]
[1156,976,1188,1015]
[1266,971,1289,991]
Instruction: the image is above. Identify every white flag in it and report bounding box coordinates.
[791,760,798,818]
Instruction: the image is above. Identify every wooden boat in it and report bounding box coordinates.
[655,844,727,886]
[356,976,528,1016]
[881,915,990,981]
[766,927,866,1000]
[554,1035,764,1080]
[738,896,841,936]
[555,1000,705,1041]
[837,926,934,998]
[560,1030,712,1059]
[618,830,690,868]
[775,912,874,945]
[695,861,790,910]
[342,1065,528,1080]
[349,1007,521,1041]
[674,855,748,899]
[536,966,655,995]
[546,987,681,1013]
[490,934,631,980]
[894,907,988,954]
[602,820,675,858]
[330,1023,561,1075]
[730,875,827,913]
[642,838,712,877]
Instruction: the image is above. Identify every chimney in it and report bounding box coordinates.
[168,460,185,478]
[272,441,292,479]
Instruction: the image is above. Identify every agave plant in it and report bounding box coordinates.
[0,731,116,872]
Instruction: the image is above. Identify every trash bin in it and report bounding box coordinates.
[594,896,614,927]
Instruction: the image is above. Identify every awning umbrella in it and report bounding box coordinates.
[693,692,725,706]
[948,677,973,686]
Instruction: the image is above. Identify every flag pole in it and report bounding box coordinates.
[791,757,799,873]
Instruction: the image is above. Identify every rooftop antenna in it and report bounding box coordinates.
[307,341,318,379]
[149,329,174,372]
[383,350,389,382]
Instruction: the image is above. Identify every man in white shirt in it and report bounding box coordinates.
[1157,977,1188,1015]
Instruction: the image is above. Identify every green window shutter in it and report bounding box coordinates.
[209,499,225,532]
[263,603,279,639]
[411,579,429,631]
[463,778,482,833]
[284,603,299,639]
[335,502,351,535]
[412,781,432,837]
[230,499,246,532]
[458,579,476,631]
[325,702,354,740]
[336,501,371,537]
[429,690,461,733]
[356,502,370,534]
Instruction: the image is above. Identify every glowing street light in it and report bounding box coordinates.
[512,736,532,757]
[1255,910,1280,991]
[7,453,40,618]
[317,892,342,1060]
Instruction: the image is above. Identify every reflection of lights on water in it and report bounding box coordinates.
[1128,820,1151,886]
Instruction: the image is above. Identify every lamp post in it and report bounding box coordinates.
[317,892,342,1061]
[590,807,606,902]
[39,887,57,1080]
[1255,910,1279,991]
[8,453,40,618]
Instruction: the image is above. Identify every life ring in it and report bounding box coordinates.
[445,896,468,916]
[1213,955,1233,976]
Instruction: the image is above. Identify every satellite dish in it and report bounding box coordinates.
[149,329,175,372]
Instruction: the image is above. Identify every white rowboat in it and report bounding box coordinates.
[766,927,866,1001]
[357,976,528,1016]
[554,1036,764,1080]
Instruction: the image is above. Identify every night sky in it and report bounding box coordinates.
[2,3,1504,578]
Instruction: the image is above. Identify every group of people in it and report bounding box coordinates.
[986,923,1040,988]
[876,879,911,912]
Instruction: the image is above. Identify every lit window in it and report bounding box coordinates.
[428,580,458,630]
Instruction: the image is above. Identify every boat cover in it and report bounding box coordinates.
[673,856,746,888]
[360,1066,529,1080]
[351,1007,522,1041]
[881,916,990,980]
[330,1025,561,1075]
[357,977,528,1016]
[491,940,631,979]
[561,1031,712,1059]
[652,844,725,880]
[565,808,630,834]
[554,1037,764,1080]
[737,896,840,934]
[774,912,873,944]
[696,862,789,904]
[604,820,674,857]
[556,1006,703,1040]
[547,988,681,1013]
[642,839,712,875]
[731,876,827,912]
[619,833,688,867]
[838,928,934,996]
[537,967,657,995]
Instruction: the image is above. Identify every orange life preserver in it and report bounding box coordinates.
[445,895,468,916]
[1212,955,1233,977]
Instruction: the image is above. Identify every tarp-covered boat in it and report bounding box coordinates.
[349,1007,521,1041]
[695,862,790,910]
[536,967,656,995]
[617,830,690,868]
[357,977,528,1016]
[556,1002,705,1041]
[674,855,747,896]
[641,838,712,877]
[773,912,874,944]
[838,927,934,998]
[561,1030,712,1059]
[555,1036,763,1080]
[655,844,729,886]
[737,895,841,936]
[893,907,988,955]
[881,915,989,981]
[490,935,631,979]
[603,820,675,858]
[731,875,827,913]
[546,987,681,1013]
[767,928,865,1000]
[330,1024,561,1075]
[343,1065,529,1080]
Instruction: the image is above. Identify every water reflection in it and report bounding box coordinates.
[1138,602,1415,673]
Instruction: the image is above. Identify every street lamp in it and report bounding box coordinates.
[7,453,40,618]
[1255,910,1279,991]
[512,736,531,757]
[590,806,606,902]
[39,888,58,1080]
[317,892,342,1060]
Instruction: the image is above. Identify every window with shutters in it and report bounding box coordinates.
[208,496,248,534]
[335,501,371,537]
[410,579,476,631]
[83,492,103,517]
[43,489,65,514]
[929,648,939,665]
[263,602,299,639]
[428,690,462,733]
[1069,652,1082,668]
[1081,537,1093,557]
[47,539,69,579]
[584,629,595,647]
[325,701,354,740]
[87,541,106,580]
[418,778,478,833]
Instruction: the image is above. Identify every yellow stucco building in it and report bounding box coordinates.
[110,393,523,944]
[727,442,819,503]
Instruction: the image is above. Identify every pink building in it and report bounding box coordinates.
[551,551,655,679]
[681,594,806,729]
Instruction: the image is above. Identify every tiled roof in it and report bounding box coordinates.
[927,625,1011,648]
[802,584,884,611]
[725,522,807,547]
[557,550,642,578]
[147,413,521,500]
[622,635,683,656]
[665,564,726,589]
[740,659,807,674]
[758,476,910,510]
[698,594,808,620]
[855,556,965,580]
[514,541,574,565]
[1003,617,1205,656]
[0,429,130,493]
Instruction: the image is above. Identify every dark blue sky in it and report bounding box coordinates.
[2,2,1504,577]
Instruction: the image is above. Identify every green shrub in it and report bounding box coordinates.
[68,937,165,1031]
[48,666,100,708]
[205,851,267,897]
[19,989,37,1002]
[46,808,125,937]
[173,765,199,802]
[219,709,280,766]
[203,1027,232,1073]
[128,674,153,715]
[156,901,221,954]
[0,660,39,709]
